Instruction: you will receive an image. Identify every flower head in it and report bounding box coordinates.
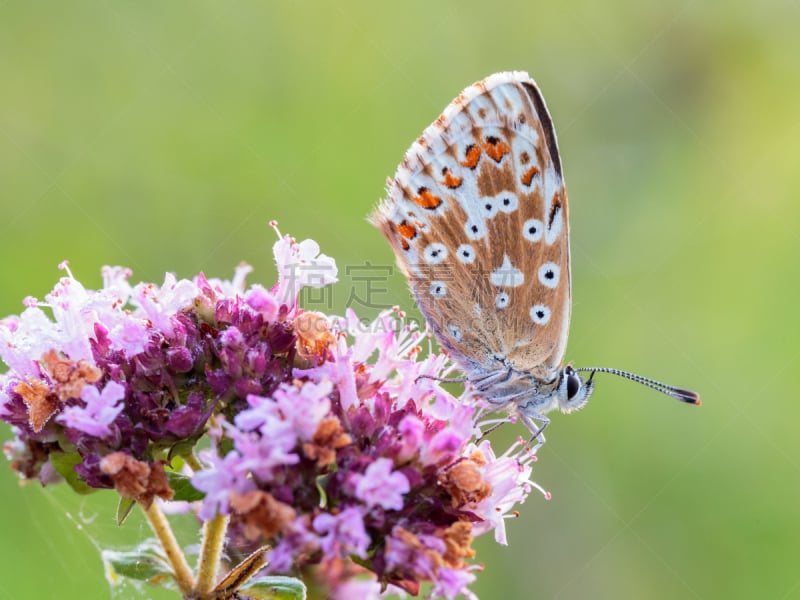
[0,226,544,599]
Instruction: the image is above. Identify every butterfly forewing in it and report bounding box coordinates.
[371,72,571,380]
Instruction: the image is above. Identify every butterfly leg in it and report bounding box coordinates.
[518,412,550,454]
[471,368,514,392]
[415,373,469,385]
[417,368,510,390]
[475,416,515,441]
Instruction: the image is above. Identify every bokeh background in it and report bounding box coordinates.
[1,2,798,599]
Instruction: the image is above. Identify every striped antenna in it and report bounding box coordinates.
[574,367,700,405]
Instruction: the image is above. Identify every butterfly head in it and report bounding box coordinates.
[555,366,594,413]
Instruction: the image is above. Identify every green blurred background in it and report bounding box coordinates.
[1,1,798,599]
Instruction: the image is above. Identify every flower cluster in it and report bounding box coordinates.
[0,226,542,599]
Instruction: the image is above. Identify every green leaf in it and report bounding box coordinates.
[315,474,329,509]
[238,575,307,600]
[49,452,95,495]
[166,434,202,462]
[102,540,173,585]
[116,496,137,526]
[166,470,205,502]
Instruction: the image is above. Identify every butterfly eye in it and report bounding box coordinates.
[564,367,582,399]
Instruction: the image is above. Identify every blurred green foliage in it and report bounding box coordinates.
[1,1,798,599]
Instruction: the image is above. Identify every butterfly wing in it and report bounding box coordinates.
[370,72,571,380]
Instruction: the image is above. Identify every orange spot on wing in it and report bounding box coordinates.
[398,220,417,239]
[461,144,482,169]
[521,166,539,186]
[482,136,510,163]
[413,187,442,210]
[441,168,463,189]
[401,238,410,251]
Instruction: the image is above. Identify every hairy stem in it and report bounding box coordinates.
[195,512,230,596]
[142,501,195,597]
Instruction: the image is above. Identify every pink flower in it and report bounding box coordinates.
[132,273,198,336]
[313,507,370,559]
[193,450,257,520]
[331,579,384,600]
[57,380,125,438]
[432,566,478,600]
[468,439,544,545]
[273,235,338,304]
[353,457,410,510]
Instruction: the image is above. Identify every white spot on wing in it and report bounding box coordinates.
[538,262,560,288]
[481,198,499,219]
[542,167,561,209]
[457,244,476,264]
[490,255,524,288]
[497,193,518,213]
[424,243,448,264]
[447,324,463,341]
[430,281,447,298]
[530,304,551,325]
[523,218,543,242]
[495,292,509,309]
[465,219,487,240]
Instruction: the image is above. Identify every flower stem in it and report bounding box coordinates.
[194,512,230,596]
[183,451,204,472]
[142,501,195,597]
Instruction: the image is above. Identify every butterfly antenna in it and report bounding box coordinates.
[573,367,700,405]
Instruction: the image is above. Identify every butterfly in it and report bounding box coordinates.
[370,71,699,446]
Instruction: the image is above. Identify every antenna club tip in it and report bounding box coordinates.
[693,399,702,406]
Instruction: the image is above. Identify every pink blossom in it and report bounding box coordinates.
[313,507,370,559]
[353,458,410,510]
[331,579,384,600]
[273,235,338,303]
[432,567,478,600]
[468,439,541,545]
[131,273,198,336]
[57,381,126,438]
[193,451,257,520]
